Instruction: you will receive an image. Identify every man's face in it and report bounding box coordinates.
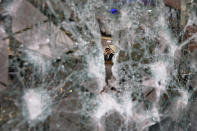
[105,49,111,54]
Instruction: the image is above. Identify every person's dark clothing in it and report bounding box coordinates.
[104,53,114,84]
[104,53,114,61]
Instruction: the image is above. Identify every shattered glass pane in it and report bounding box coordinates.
[1,0,197,131]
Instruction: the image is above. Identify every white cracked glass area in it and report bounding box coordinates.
[23,88,51,125]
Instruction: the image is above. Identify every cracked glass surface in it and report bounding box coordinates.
[0,0,197,131]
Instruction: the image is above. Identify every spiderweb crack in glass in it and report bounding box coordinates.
[1,0,197,130]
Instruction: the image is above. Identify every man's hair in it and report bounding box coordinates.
[105,48,110,50]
